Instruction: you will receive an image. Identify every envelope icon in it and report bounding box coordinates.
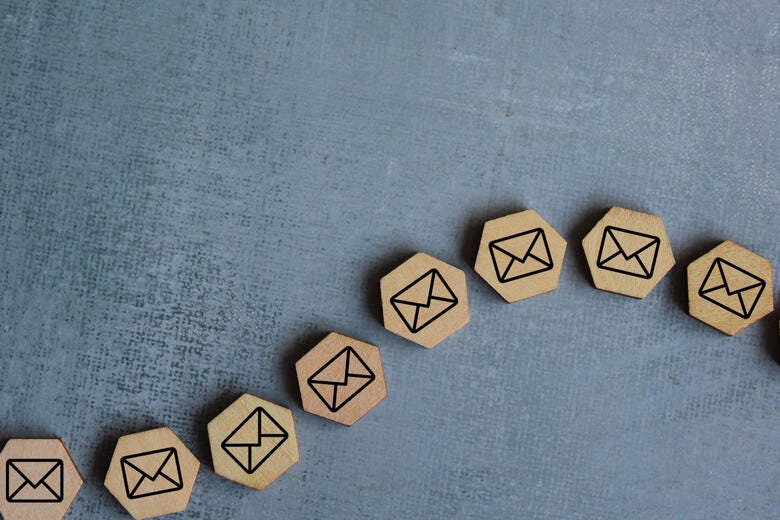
[390,269,458,333]
[221,407,288,474]
[308,346,375,412]
[121,447,182,499]
[698,257,766,319]
[489,228,553,283]
[597,226,660,279]
[5,459,63,503]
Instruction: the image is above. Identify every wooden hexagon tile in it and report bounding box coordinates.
[296,332,388,426]
[582,207,675,298]
[0,438,83,520]
[380,252,469,348]
[687,240,774,336]
[207,394,299,490]
[104,427,199,519]
[474,209,567,302]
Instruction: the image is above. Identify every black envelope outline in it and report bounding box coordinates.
[698,257,766,319]
[596,226,660,279]
[389,269,458,333]
[221,407,288,474]
[488,227,553,283]
[6,459,63,503]
[120,447,183,500]
[307,346,376,413]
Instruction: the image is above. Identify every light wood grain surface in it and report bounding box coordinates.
[687,240,774,336]
[104,427,199,520]
[380,252,470,348]
[207,394,299,491]
[581,207,675,299]
[0,438,83,520]
[296,332,387,426]
[474,209,567,303]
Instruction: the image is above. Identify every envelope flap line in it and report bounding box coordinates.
[489,228,545,263]
[391,293,453,308]
[605,226,659,259]
[426,270,457,306]
[259,408,288,438]
[716,258,766,295]
[307,347,351,385]
[344,373,373,380]
[390,271,435,306]
[389,296,423,306]
[725,281,763,295]
[308,376,350,386]
[698,259,726,294]
[308,347,376,386]
[390,269,457,308]
[346,373,374,381]
[700,283,727,294]
[121,448,176,480]
[347,347,371,375]
[8,459,62,488]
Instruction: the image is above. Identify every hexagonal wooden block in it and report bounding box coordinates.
[687,240,774,336]
[474,210,567,302]
[380,252,470,348]
[296,332,388,426]
[104,427,199,519]
[0,438,83,520]
[581,207,675,298]
[207,394,299,490]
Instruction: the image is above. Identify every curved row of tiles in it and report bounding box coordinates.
[1,206,775,519]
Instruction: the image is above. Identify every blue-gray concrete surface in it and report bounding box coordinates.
[1,1,779,518]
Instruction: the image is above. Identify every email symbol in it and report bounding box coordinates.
[489,228,553,283]
[390,269,458,333]
[596,226,660,279]
[6,459,63,503]
[222,408,288,474]
[120,447,183,499]
[308,346,375,412]
[698,257,766,319]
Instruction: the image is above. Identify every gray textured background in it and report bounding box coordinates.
[1,1,779,519]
